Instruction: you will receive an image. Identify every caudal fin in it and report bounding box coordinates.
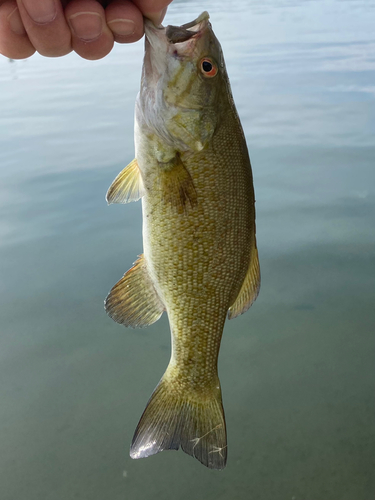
[130,377,227,469]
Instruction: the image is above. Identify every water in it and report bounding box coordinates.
[1,1,374,498]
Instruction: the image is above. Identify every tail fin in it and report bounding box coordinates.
[130,377,227,470]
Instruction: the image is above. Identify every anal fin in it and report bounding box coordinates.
[105,254,165,328]
[228,242,260,320]
[106,158,145,204]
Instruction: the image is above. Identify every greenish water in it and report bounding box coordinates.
[1,1,375,498]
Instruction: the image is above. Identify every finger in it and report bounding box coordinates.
[105,0,143,44]
[65,0,114,60]
[0,0,35,58]
[15,0,72,57]
[131,0,171,25]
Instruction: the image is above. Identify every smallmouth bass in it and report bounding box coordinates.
[105,11,260,470]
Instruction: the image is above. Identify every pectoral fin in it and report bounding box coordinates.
[158,153,197,212]
[106,158,145,204]
[105,254,165,328]
[228,241,260,320]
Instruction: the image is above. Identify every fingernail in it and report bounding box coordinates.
[7,7,26,35]
[68,12,102,42]
[158,7,168,24]
[22,0,57,24]
[145,7,168,26]
[108,19,135,36]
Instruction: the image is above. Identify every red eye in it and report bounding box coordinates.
[200,58,218,78]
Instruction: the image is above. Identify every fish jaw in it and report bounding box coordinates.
[142,23,167,87]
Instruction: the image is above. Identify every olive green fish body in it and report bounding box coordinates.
[142,117,254,382]
[105,12,260,469]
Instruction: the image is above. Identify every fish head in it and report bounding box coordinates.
[140,12,228,152]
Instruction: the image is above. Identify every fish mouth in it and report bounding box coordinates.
[144,11,210,44]
[166,11,210,43]
[142,12,210,88]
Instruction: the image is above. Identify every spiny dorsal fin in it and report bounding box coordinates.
[106,158,145,204]
[105,254,165,328]
[157,153,197,213]
[228,242,260,319]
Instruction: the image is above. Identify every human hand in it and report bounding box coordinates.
[0,0,171,60]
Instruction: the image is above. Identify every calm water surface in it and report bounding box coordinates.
[1,1,374,499]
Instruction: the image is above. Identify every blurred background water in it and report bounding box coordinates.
[1,0,375,498]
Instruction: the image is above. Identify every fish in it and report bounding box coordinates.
[105,11,260,470]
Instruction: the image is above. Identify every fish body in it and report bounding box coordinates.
[105,12,260,469]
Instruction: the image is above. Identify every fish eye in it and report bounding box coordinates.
[200,58,218,78]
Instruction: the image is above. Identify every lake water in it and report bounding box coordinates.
[1,1,374,498]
